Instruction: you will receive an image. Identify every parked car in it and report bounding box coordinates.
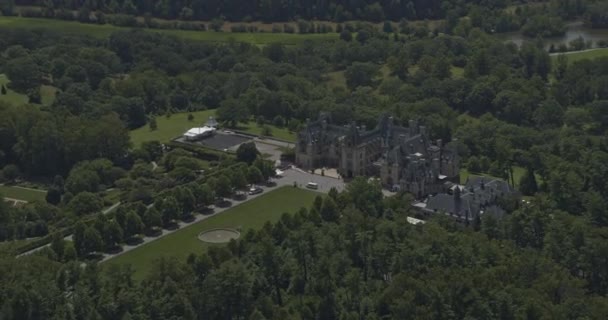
[306,182,319,190]
[248,186,263,195]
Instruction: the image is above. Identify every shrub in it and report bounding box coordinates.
[297,20,311,34]
[20,8,44,18]
[231,24,248,33]
[284,24,295,33]
[340,30,352,42]
[55,9,75,20]
[261,126,273,136]
[178,22,203,30]
[106,14,137,27]
[272,115,285,128]
[2,164,20,182]
[210,18,224,32]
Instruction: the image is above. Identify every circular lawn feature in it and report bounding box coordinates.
[198,228,241,244]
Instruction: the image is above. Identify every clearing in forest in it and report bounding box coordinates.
[0,185,46,202]
[129,110,295,148]
[0,74,57,106]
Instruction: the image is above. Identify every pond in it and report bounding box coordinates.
[497,21,608,48]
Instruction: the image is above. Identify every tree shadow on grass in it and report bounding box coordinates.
[199,207,215,216]
[104,245,124,255]
[126,236,144,246]
[215,199,232,208]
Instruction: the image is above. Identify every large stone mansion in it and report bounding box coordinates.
[295,113,460,198]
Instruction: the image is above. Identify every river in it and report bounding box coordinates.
[497,21,608,49]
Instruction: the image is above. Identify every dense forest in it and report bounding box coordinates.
[2,0,606,37]
[1,4,608,318]
[2,179,608,319]
[8,0,505,21]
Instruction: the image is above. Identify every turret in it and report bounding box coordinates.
[419,125,426,137]
[408,119,417,136]
[454,186,462,216]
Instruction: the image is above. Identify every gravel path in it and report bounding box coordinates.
[549,48,607,56]
[17,201,122,257]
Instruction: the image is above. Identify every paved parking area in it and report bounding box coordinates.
[253,141,283,164]
[275,168,346,193]
[175,132,251,151]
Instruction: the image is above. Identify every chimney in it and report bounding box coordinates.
[419,125,426,137]
[361,124,367,132]
[436,139,442,148]
[408,119,416,136]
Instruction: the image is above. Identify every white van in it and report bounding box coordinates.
[306,182,319,190]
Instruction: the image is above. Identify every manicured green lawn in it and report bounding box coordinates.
[106,186,318,279]
[0,16,337,45]
[40,84,58,105]
[452,66,465,78]
[130,109,295,147]
[0,185,46,202]
[326,70,347,90]
[551,48,608,65]
[0,74,57,106]
[129,110,217,147]
[0,74,28,106]
[236,123,296,142]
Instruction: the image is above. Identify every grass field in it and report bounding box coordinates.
[0,74,28,106]
[0,185,46,202]
[0,74,57,106]
[129,110,216,147]
[106,186,318,279]
[0,16,337,45]
[550,48,608,65]
[236,123,296,142]
[130,109,295,148]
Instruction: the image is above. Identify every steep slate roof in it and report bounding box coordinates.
[301,113,401,148]
[424,177,517,221]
